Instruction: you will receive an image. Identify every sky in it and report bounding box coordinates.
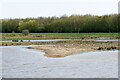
[0,0,119,19]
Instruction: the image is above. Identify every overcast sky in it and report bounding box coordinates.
[0,0,119,19]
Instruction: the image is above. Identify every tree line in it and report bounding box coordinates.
[1,14,119,33]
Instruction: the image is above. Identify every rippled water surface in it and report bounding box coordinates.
[1,45,118,78]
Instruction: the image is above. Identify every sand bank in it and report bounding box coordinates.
[28,41,118,57]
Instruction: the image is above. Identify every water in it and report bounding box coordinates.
[0,47,2,79]
[95,39,119,42]
[1,45,118,78]
[0,39,67,42]
[96,37,114,39]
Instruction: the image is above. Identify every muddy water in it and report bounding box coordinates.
[1,46,118,78]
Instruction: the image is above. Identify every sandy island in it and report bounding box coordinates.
[27,39,119,57]
[28,45,93,57]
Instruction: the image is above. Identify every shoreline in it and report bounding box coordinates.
[1,37,119,57]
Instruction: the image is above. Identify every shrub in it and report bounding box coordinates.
[22,29,29,36]
[10,31,15,36]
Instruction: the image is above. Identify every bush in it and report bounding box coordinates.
[11,31,15,36]
[22,29,29,36]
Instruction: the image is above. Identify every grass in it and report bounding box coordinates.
[1,40,67,46]
[1,33,118,36]
[1,39,118,46]
[1,33,119,40]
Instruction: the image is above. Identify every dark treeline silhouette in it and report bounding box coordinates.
[1,14,119,33]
